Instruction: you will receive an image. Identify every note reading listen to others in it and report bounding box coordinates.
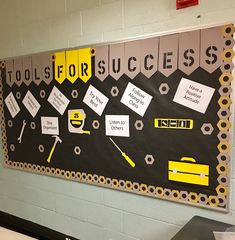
[105,115,130,137]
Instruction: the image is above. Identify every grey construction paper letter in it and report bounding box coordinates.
[124,40,141,79]
[179,30,200,75]
[95,45,109,81]
[140,37,158,78]
[109,43,124,80]
[32,54,43,86]
[159,34,178,77]
[41,52,53,85]
[200,27,223,73]
[22,56,32,86]
[5,60,14,87]
[14,58,23,87]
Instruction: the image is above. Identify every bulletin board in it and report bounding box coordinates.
[0,24,234,211]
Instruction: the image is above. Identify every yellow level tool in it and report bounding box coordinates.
[154,118,193,129]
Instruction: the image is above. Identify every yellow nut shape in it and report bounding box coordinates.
[188,192,199,203]
[222,49,235,61]
[76,171,82,180]
[140,184,148,193]
[218,96,232,108]
[45,167,51,174]
[87,174,93,182]
[222,24,235,37]
[217,142,231,153]
[112,178,119,188]
[219,73,233,85]
[90,48,96,56]
[55,168,61,175]
[125,181,133,190]
[156,187,164,197]
[98,175,106,184]
[0,61,5,68]
[216,163,229,175]
[216,185,228,196]
[171,190,180,201]
[217,120,231,131]
[208,196,219,207]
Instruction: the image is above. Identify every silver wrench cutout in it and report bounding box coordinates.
[18,120,26,143]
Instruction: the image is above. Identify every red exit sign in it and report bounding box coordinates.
[176,0,199,10]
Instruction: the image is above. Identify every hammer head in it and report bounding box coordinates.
[52,135,62,143]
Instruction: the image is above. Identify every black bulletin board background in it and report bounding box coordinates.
[2,64,220,192]
[0,24,234,212]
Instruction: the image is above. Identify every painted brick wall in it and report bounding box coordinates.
[0,0,235,239]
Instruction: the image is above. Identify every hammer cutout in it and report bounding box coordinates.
[47,135,62,163]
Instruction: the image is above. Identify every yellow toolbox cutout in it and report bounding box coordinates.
[168,157,209,186]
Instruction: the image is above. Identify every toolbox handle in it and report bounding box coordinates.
[180,157,196,163]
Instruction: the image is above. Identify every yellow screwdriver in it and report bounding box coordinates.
[109,137,136,168]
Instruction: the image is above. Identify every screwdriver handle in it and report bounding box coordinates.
[82,130,91,135]
[122,153,135,168]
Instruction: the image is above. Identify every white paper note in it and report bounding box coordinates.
[105,115,130,137]
[120,82,152,117]
[22,91,41,118]
[173,77,215,114]
[48,86,70,115]
[41,117,59,135]
[83,85,109,116]
[4,92,20,118]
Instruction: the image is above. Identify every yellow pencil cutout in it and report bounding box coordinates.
[109,137,135,167]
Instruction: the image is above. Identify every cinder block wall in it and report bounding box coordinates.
[0,1,235,239]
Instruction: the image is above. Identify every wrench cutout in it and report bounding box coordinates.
[18,120,26,143]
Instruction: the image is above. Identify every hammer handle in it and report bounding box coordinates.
[47,141,57,163]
